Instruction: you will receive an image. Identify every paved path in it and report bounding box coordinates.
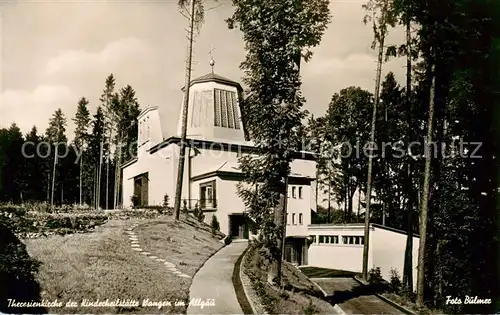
[187,241,248,314]
[311,277,403,314]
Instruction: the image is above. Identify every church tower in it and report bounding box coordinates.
[176,72,246,142]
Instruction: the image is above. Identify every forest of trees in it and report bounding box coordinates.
[0,74,141,209]
[229,0,498,313]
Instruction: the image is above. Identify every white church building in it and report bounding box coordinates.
[121,72,316,257]
[121,71,419,290]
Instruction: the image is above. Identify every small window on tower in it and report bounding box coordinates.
[147,117,150,140]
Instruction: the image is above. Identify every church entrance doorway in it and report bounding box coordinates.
[284,238,307,265]
[133,172,149,207]
[229,214,249,239]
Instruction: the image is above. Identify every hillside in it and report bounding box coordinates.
[23,214,224,314]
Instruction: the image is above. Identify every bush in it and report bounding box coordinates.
[211,215,220,235]
[193,204,204,223]
[131,195,140,208]
[368,267,384,292]
[303,299,316,315]
[224,235,232,245]
[0,219,45,314]
[163,194,170,207]
[368,267,382,284]
[389,268,402,293]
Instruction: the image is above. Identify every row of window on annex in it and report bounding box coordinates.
[309,235,365,246]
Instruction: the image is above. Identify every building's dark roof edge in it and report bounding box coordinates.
[148,136,316,161]
[181,73,243,91]
[371,223,420,238]
[191,170,315,182]
[121,157,138,168]
[308,223,420,238]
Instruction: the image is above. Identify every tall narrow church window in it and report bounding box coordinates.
[213,89,240,129]
[191,91,198,127]
[220,90,228,127]
[202,90,212,126]
[231,92,240,129]
[226,91,235,128]
[214,90,221,127]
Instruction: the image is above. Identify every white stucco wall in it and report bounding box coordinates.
[286,183,311,237]
[122,144,177,208]
[306,224,419,292]
[307,225,371,272]
[371,226,420,292]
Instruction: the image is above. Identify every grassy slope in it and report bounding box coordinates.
[25,215,223,314]
[244,244,336,315]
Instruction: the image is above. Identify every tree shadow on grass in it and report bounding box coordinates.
[324,281,388,306]
[0,221,47,314]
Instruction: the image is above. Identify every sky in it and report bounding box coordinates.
[0,0,406,139]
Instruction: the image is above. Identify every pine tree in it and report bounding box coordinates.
[114,85,140,209]
[101,74,116,210]
[1,124,25,203]
[73,97,91,206]
[45,109,67,208]
[22,126,45,202]
[88,107,106,209]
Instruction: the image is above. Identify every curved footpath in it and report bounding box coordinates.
[187,240,248,314]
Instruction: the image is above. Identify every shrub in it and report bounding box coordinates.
[303,299,316,315]
[163,194,169,207]
[389,268,402,293]
[131,195,140,208]
[368,267,382,283]
[368,267,384,292]
[0,219,45,314]
[211,215,220,235]
[193,204,204,223]
[224,235,232,245]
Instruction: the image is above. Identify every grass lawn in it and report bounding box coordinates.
[25,214,223,314]
[244,244,336,315]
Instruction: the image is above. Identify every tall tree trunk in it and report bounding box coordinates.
[328,183,331,224]
[328,163,331,223]
[403,17,413,292]
[278,176,289,287]
[79,153,83,206]
[46,171,50,203]
[93,167,97,208]
[362,0,387,282]
[106,155,109,209]
[173,0,196,220]
[416,64,436,308]
[96,142,103,209]
[50,145,58,209]
[114,136,123,209]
